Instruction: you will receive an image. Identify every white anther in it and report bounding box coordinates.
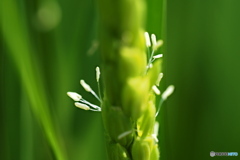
[152,122,159,142]
[67,92,82,101]
[156,73,163,86]
[152,85,161,95]
[74,102,90,110]
[153,40,163,51]
[80,80,92,92]
[96,66,100,82]
[149,63,153,68]
[162,85,175,100]
[153,54,163,59]
[144,32,151,47]
[151,34,157,47]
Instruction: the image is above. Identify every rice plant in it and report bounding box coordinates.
[2,0,240,160]
[1,0,174,159]
[67,0,174,159]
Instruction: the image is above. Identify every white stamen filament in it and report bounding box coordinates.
[118,130,133,140]
[80,99,101,110]
[67,92,82,101]
[162,85,175,100]
[152,85,160,95]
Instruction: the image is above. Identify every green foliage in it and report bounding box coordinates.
[1,0,66,159]
[1,0,104,159]
[4,0,240,160]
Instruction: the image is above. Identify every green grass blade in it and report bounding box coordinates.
[0,0,67,159]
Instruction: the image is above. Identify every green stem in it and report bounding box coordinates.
[98,0,161,159]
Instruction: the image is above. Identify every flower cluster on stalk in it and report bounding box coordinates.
[66,32,174,143]
[67,32,174,114]
[144,32,175,116]
[67,66,102,112]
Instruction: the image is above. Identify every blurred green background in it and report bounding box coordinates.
[1,0,240,160]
